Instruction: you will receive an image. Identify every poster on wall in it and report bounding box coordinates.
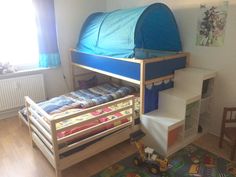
[196,1,228,47]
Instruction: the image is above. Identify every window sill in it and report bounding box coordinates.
[0,67,61,80]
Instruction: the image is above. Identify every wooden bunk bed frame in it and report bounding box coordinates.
[71,49,190,114]
[25,49,189,177]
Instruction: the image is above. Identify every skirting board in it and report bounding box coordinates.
[0,108,18,120]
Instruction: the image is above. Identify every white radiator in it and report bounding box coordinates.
[0,74,46,112]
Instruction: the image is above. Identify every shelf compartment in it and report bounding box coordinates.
[168,125,183,148]
[185,101,200,131]
[202,78,214,98]
[141,110,184,156]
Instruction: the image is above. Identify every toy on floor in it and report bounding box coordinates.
[192,156,200,164]
[204,154,216,168]
[188,164,200,174]
[130,130,169,175]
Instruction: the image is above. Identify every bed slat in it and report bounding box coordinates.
[59,120,132,154]
[32,133,55,168]
[31,124,53,152]
[57,105,133,133]
[29,115,52,142]
[59,127,131,170]
[29,107,51,131]
[57,113,133,144]
[53,95,134,123]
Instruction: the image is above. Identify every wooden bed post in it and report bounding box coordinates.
[25,98,36,148]
[72,65,76,91]
[50,120,61,177]
[70,49,76,91]
[140,61,145,114]
[131,96,136,127]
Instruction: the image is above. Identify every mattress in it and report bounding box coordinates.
[21,82,136,117]
[40,82,136,115]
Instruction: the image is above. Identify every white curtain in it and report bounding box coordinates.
[0,0,39,69]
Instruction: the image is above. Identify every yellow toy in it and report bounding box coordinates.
[130,130,169,175]
[188,164,200,174]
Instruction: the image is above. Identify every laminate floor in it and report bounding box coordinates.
[0,117,234,177]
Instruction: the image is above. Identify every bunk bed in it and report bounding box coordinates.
[24,3,189,177]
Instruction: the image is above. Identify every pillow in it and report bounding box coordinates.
[78,76,97,89]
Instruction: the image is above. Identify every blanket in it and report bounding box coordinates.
[37,83,136,114]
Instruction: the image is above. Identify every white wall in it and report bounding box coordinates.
[47,0,107,97]
[106,0,236,136]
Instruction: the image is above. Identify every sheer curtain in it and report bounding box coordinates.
[33,0,61,68]
[0,0,61,70]
[0,0,39,69]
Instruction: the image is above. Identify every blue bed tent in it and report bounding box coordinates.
[77,3,182,59]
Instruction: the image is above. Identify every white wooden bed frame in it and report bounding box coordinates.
[25,95,135,177]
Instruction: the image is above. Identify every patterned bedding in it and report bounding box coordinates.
[39,83,136,115]
[57,97,140,140]
[22,82,140,144]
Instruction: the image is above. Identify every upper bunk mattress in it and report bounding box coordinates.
[77,3,182,59]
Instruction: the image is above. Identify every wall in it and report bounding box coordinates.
[106,0,236,136]
[52,0,106,96]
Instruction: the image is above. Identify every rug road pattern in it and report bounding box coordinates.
[93,144,236,177]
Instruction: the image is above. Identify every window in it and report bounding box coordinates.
[0,0,39,70]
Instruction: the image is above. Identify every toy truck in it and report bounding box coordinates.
[130,130,169,175]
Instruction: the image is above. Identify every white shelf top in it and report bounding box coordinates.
[161,88,201,104]
[142,110,184,131]
[177,67,216,80]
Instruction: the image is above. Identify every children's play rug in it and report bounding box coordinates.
[92,144,236,177]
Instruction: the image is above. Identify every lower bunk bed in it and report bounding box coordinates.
[20,83,140,177]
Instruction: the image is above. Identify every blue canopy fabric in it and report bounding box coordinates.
[77,3,182,59]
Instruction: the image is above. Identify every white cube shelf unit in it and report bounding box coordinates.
[199,78,215,133]
[141,88,201,156]
[175,67,216,134]
[141,67,216,157]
